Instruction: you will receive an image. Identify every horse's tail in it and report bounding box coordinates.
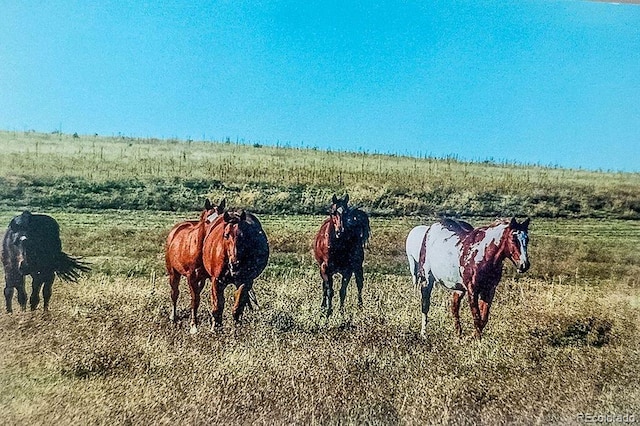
[364,222,371,249]
[360,213,371,250]
[247,288,260,311]
[56,252,91,282]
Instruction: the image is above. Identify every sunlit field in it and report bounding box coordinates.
[0,132,638,424]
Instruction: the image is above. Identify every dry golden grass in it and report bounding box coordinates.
[0,211,638,425]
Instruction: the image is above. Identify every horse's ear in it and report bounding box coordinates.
[332,194,338,204]
[240,210,247,221]
[223,211,232,223]
[509,217,517,228]
[204,198,213,210]
[344,194,349,205]
[218,198,226,212]
[522,217,531,229]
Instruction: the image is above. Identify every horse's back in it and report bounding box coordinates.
[8,212,62,255]
[3,212,88,279]
[440,218,474,238]
[25,213,61,249]
[422,222,464,289]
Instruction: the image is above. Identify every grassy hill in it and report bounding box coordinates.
[0,130,638,218]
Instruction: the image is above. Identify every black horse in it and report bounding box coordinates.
[2,211,90,313]
[314,194,371,315]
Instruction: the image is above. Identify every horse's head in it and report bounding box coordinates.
[329,194,350,239]
[505,217,531,273]
[201,198,226,223]
[8,211,34,275]
[222,210,247,276]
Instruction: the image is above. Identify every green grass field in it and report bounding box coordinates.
[0,132,639,424]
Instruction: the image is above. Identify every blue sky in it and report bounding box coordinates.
[1,1,639,172]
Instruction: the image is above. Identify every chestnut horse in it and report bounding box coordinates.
[314,194,370,316]
[165,198,225,334]
[202,210,269,328]
[406,217,530,339]
[2,211,90,313]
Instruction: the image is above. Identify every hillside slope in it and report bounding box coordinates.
[0,131,637,218]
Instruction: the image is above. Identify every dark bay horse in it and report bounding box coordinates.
[202,210,269,328]
[406,217,530,339]
[2,211,90,313]
[314,194,370,315]
[165,198,225,334]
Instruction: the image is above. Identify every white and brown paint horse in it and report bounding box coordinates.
[406,217,530,339]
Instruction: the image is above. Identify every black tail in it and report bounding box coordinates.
[56,252,91,282]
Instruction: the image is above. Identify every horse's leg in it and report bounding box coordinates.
[41,272,55,313]
[339,270,353,312]
[320,264,334,315]
[187,274,200,334]
[451,290,464,337]
[420,272,435,338]
[210,280,225,329]
[4,286,14,313]
[325,273,335,316]
[232,282,250,323]
[467,290,483,340]
[168,271,180,324]
[4,268,24,313]
[478,286,497,334]
[29,276,44,311]
[3,270,23,313]
[320,264,327,308]
[354,265,364,307]
[408,256,420,295]
[247,288,259,310]
[15,275,28,311]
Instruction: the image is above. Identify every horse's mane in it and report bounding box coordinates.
[479,218,512,230]
[440,218,474,238]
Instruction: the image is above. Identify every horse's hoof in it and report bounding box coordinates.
[189,325,198,335]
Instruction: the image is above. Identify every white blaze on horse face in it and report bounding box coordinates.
[471,224,507,263]
[422,223,464,290]
[515,230,529,268]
